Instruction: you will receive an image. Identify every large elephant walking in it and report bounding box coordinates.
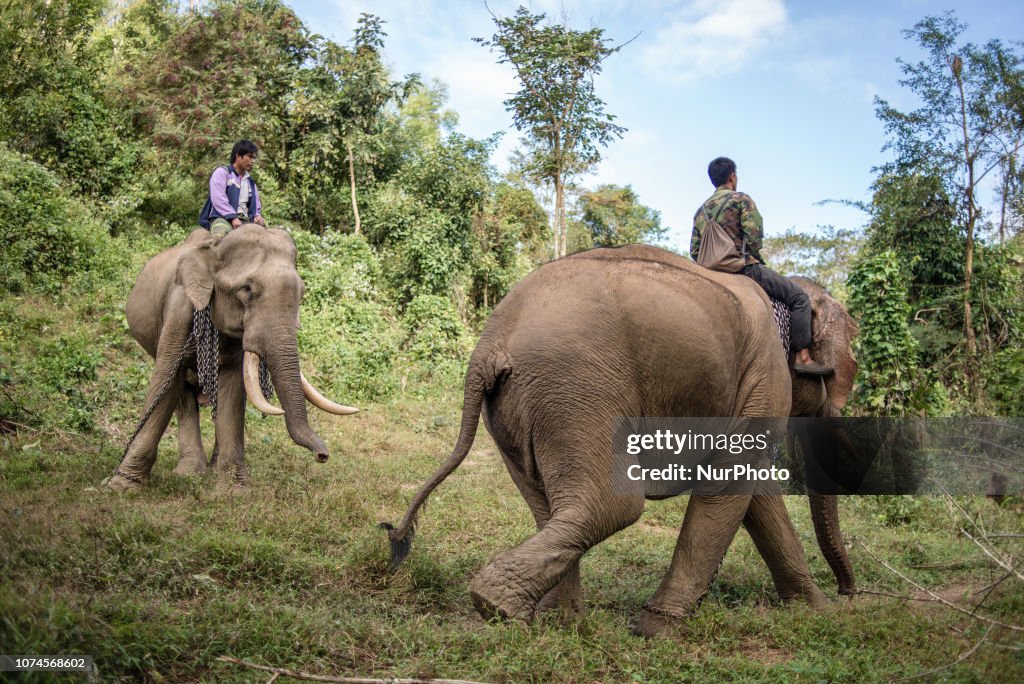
[108,225,357,491]
[385,245,857,638]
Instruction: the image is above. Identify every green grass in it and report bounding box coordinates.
[3,390,1023,682]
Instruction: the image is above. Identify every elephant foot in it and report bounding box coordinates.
[213,478,248,496]
[173,457,208,477]
[469,571,535,622]
[105,473,145,492]
[536,582,582,623]
[779,584,829,609]
[631,605,693,639]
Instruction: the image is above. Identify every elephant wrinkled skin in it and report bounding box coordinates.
[385,245,857,638]
[108,225,356,491]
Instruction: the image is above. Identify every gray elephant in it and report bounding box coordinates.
[107,225,357,491]
[384,245,857,638]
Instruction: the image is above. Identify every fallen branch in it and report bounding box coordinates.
[889,624,994,682]
[960,527,1024,582]
[216,656,490,684]
[857,589,950,604]
[855,540,1023,633]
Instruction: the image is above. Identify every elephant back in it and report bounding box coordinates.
[482,244,789,419]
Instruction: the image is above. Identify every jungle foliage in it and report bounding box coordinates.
[0,1,1019,440]
[0,3,1022,681]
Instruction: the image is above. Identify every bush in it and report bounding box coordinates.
[0,143,115,294]
[292,230,400,401]
[299,299,400,402]
[847,250,923,416]
[402,294,467,364]
[292,230,384,308]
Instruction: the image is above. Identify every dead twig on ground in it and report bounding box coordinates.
[960,527,1024,582]
[889,624,994,682]
[855,540,1023,633]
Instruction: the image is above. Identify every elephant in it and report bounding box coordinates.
[383,244,858,638]
[107,224,357,491]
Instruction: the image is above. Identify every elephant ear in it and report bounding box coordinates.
[795,278,859,410]
[176,238,217,311]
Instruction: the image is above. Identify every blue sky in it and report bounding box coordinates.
[287,0,1024,247]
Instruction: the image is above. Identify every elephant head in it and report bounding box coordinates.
[108,225,356,490]
[790,276,859,416]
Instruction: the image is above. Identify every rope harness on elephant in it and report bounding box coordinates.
[193,306,220,417]
[770,298,791,354]
[113,305,274,483]
[192,306,274,418]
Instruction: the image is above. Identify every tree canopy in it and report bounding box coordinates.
[475,6,626,258]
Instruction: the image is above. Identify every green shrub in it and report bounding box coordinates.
[291,229,400,401]
[299,299,400,402]
[402,294,467,364]
[0,143,114,294]
[873,495,926,527]
[847,250,924,416]
[292,230,384,308]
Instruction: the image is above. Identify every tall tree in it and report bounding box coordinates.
[476,6,625,258]
[874,12,1024,391]
[119,0,312,223]
[571,183,666,251]
[337,14,417,235]
[290,14,416,233]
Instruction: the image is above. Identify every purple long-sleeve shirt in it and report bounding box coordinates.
[208,165,261,221]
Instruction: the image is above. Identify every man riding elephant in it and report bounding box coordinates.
[199,139,265,236]
[691,156,832,376]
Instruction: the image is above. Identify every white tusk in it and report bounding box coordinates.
[301,372,359,415]
[243,351,284,416]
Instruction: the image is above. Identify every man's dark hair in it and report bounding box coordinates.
[230,139,258,163]
[708,157,736,187]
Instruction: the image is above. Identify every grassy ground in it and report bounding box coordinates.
[2,380,1023,683]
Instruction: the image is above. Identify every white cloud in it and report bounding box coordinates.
[640,0,789,83]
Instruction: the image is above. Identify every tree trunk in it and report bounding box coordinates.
[953,56,979,397]
[555,177,566,258]
[347,139,361,235]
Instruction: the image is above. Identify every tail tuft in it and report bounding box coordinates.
[378,521,415,572]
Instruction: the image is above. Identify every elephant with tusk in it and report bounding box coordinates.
[383,244,858,638]
[107,225,357,491]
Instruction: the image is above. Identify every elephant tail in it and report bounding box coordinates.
[379,347,505,572]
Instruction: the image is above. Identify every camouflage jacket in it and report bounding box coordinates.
[690,187,765,267]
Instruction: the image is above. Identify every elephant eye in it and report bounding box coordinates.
[237,283,254,300]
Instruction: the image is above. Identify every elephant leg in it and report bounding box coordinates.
[536,563,581,620]
[469,494,642,622]
[213,352,248,487]
[743,494,828,607]
[108,370,185,491]
[173,382,207,476]
[109,289,195,491]
[501,450,582,620]
[634,493,751,637]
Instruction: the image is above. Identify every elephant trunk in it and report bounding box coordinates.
[809,494,855,595]
[255,332,329,463]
